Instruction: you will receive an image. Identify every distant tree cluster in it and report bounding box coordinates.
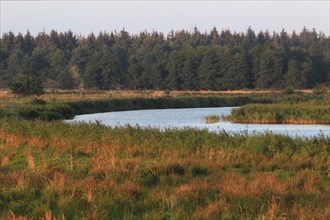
[0,27,329,92]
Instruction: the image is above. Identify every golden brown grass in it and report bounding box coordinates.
[0,118,329,219]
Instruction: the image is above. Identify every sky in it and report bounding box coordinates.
[1,1,329,37]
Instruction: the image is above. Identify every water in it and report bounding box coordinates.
[66,107,330,138]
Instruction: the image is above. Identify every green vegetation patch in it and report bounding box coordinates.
[223,96,330,124]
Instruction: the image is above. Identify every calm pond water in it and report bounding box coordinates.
[66,107,330,137]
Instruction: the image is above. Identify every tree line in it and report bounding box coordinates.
[0,27,329,92]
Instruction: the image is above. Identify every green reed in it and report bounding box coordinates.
[224,99,330,124]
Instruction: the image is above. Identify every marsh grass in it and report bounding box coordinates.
[0,94,274,121]
[204,115,221,124]
[223,96,330,124]
[0,92,329,219]
[0,118,329,219]
[2,90,325,122]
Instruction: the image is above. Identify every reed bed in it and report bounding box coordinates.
[203,94,329,124]
[223,100,330,124]
[0,118,329,219]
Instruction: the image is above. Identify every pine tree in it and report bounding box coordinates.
[255,43,284,88]
[166,51,184,90]
[300,59,314,88]
[197,48,220,90]
[285,59,301,88]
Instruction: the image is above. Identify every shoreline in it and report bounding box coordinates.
[223,119,330,125]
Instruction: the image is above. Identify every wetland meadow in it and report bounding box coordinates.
[0,90,329,219]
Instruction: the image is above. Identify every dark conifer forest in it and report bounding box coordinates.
[0,27,329,90]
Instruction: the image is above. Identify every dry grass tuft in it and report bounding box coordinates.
[70,154,73,171]
[27,136,47,149]
[197,199,228,219]
[119,181,141,198]
[4,211,28,220]
[221,172,288,196]
[46,171,66,192]
[1,156,9,167]
[221,173,247,196]
[16,174,27,190]
[87,185,93,203]
[175,183,195,197]
[27,154,35,170]
[91,153,118,173]
[0,132,26,149]
[249,173,287,195]
[264,196,286,220]
[300,172,322,193]
[44,211,52,220]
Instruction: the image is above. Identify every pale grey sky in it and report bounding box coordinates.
[1,1,329,36]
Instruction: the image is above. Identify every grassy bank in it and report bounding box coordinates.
[200,94,329,124]
[0,95,274,121]
[223,99,330,124]
[0,118,329,219]
[1,91,325,121]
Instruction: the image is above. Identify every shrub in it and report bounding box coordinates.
[139,169,160,187]
[283,87,295,95]
[9,68,43,95]
[30,98,47,105]
[192,167,208,176]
